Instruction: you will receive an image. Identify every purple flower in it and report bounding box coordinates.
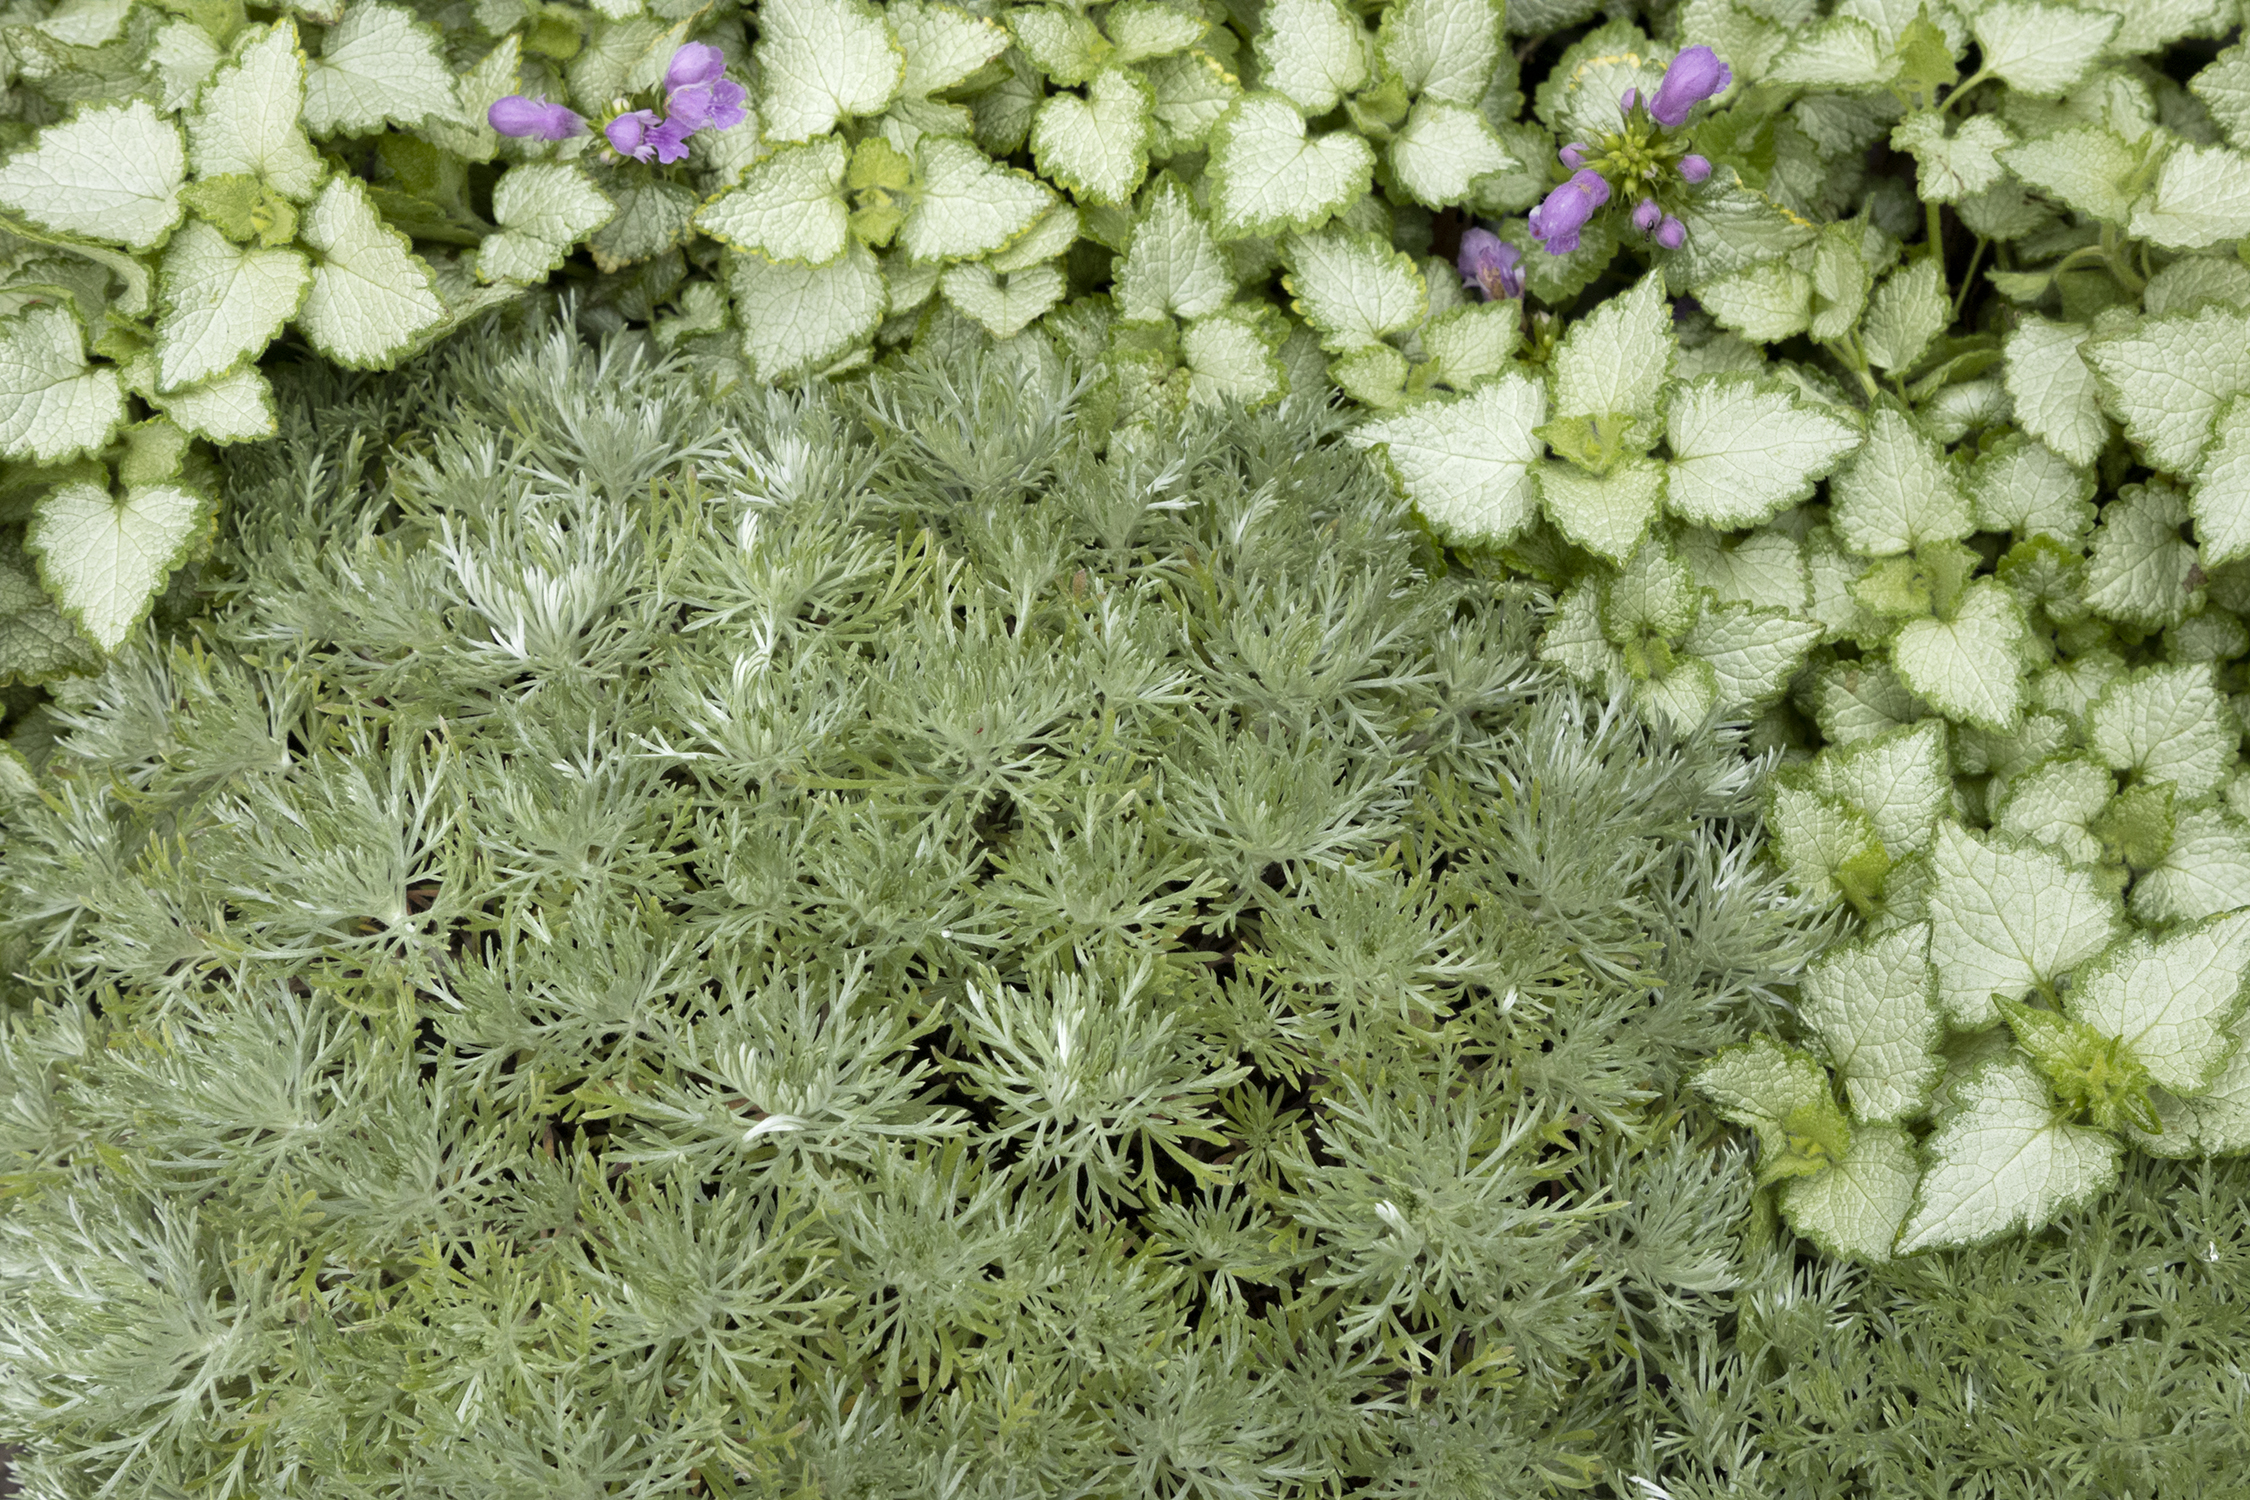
[1559,142,1590,169]
[1648,46,1731,127]
[667,75,748,132]
[1619,85,1639,115]
[605,109,664,161]
[1678,153,1712,184]
[664,41,728,91]
[649,116,696,163]
[1528,168,1611,256]
[489,95,585,140]
[1655,215,1686,250]
[1633,197,1661,233]
[1457,228,1524,300]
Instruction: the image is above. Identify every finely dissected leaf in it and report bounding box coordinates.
[1349,371,1544,545]
[478,164,615,284]
[1891,580,2028,731]
[730,240,887,381]
[1549,271,1674,425]
[1206,92,1375,241]
[1972,431,2096,539]
[1895,1055,2121,1255]
[302,1,458,134]
[1830,407,1973,557]
[1927,821,2124,1029]
[1691,1035,1853,1187]
[1281,230,1425,354]
[186,22,326,202]
[695,138,851,266]
[2085,662,2236,798]
[2084,301,2250,476]
[1030,66,1154,206]
[1800,923,1944,1125]
[23,480,212,651]
[1114,176,1232,322]
[1253,0,1368,115]
[757,0,905,141]
[1662,375,1861,529]
[0,304,126,464]
[940,260,1066,338]
[891,0,1009,96]
[1379,0,1501,107]
[1539,458,1666,565]
[902,137,1054,262]
[1388,100,1512,208]
[155,220,310,391]
[1970,3,2119,97]
[1688,604,1821,712]
[1861,257,1947,372]
[1890,111,2011,204]
[1779,1122,1919,1263]
[1180,308,1285,406]
[1999,125,2141,225]
[2196,394,2250,566]
[0,99,185,250]
[296,176,445,368]
[2130,142,2250,250]
[2067,911,2250,1096]
[1813,719,1951,858]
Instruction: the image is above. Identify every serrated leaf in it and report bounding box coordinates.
[2000,125,2141,226]
[2133,803,2250,925]
[1105,1,1203,64]
[1379,0,1500,107]
[0,304,125,465]
[1540,458,1665,565]
[1890,110,2011,204]
[296,176,444,368]
[1892,579,2028,731]
[1768,16,1892,90]
[1010,4,1110,86]
[1971,3,2118,97]
[2082,481,2200,630]
[2001,317,2105,469]
[1769,779,1890,912]
[757,0,904,141]
[695,138,851,266]
[1927,821,2124,1029]
[1387,99,1511,209]
[1541,580,1625,694]
[1254,0,1368,116]
[1550,271,1673,425]
[148,363,277,445]
[2192,43,2250,153]
[1636,654,1722,738]
[2130,1037,2250,1158]
[1143,49,1241,155]
[2068,911,2250,1097]
[2086,662,2235,797]
[23,480,211,652]
[417,35,518,164]
[1809,222,1871,343]
[1814,719,1952,859]
[0,99,185,251]
[479,164,614,284]
[1861,256,1947,372]
[149,17,225,113]
[1830,407,1973,558]
[1800,923,1944,1125]
[1780,1121,1919,1263]
[939,259,1066,338]
[2086,304,2250,478]
[154,220,308,392]
[1690,603,1821,712]
[1114,175,1232,322]
[902,136,1054,262]
[1205,92,1375,241]
[2128,142,2250,251]
[1992,753,2110,865]
[731,239,887,381]
[1349,371,1544,546]
[1421,300,1519,391]
[986,202,1078,274]
[1181,307,1286,407]
[1696,259,1812,344]
[1691,1035,1854,1188]
[1663,374,1861,529]
[1281,229,1425,354]
[1030,65,1153,206]
[893,0,1009,96]
[1895,1056,2119,1255]
[302,1,457,134]
[1676,527,1806,613]
[2194,394,2250,567]
[186,23,326,202]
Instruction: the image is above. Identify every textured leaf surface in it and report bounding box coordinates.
[1800,923,1944,1125]
[480,164,615,284]
[186,22,326,201]
[0,100,185,250]
[1780,1122,1918,1263]
[694,138,851,265]
[1891,581,2027,731]
[1831,408,1972,557]
[1970,3,2118,96]
[2085,663,2235,797]
[1689,604,1821,712]
[1206,93,1374,240]
[1114,177,1232,322]
[1349,372,1544,545]
[1549,272,1673,424]
[2084,303,2250,476]
[156,221,309,391]
[1381,0,1501,105]
[0,305,125,465]
[24,481,212,652]
[1254,0,1368,115]
[1388,100,1511,208]
[296,177,445,368]
[1031,66,1154,206]
[757,0,904,140]
[2068,911,2250,1096]
[1540,458,1666,565]
[903,137,1054,262]
[2002,316,2105,468]
[302,1,457,134]
[1663,376,1861,529]
[2130,143,2250,250]
[731,240,887,381]
[1283,230,1425,353]
[1927,822,2124,1029]
[1898,1057,2120,1255]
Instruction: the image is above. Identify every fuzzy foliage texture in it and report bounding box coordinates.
[0,322,1844,1497]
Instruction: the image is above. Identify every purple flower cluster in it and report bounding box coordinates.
[1527,46,1731,258]
[489,42,746,165]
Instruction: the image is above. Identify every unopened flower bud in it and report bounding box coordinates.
[1655,215,1687,250]
[1633,197,1661,233]
[1679,153,1712,183]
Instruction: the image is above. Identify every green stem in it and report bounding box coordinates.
[1938,68,1991,116]
[2101,223,2145,295]
[1924,197,1946,275]
[1952,236,1988,322]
